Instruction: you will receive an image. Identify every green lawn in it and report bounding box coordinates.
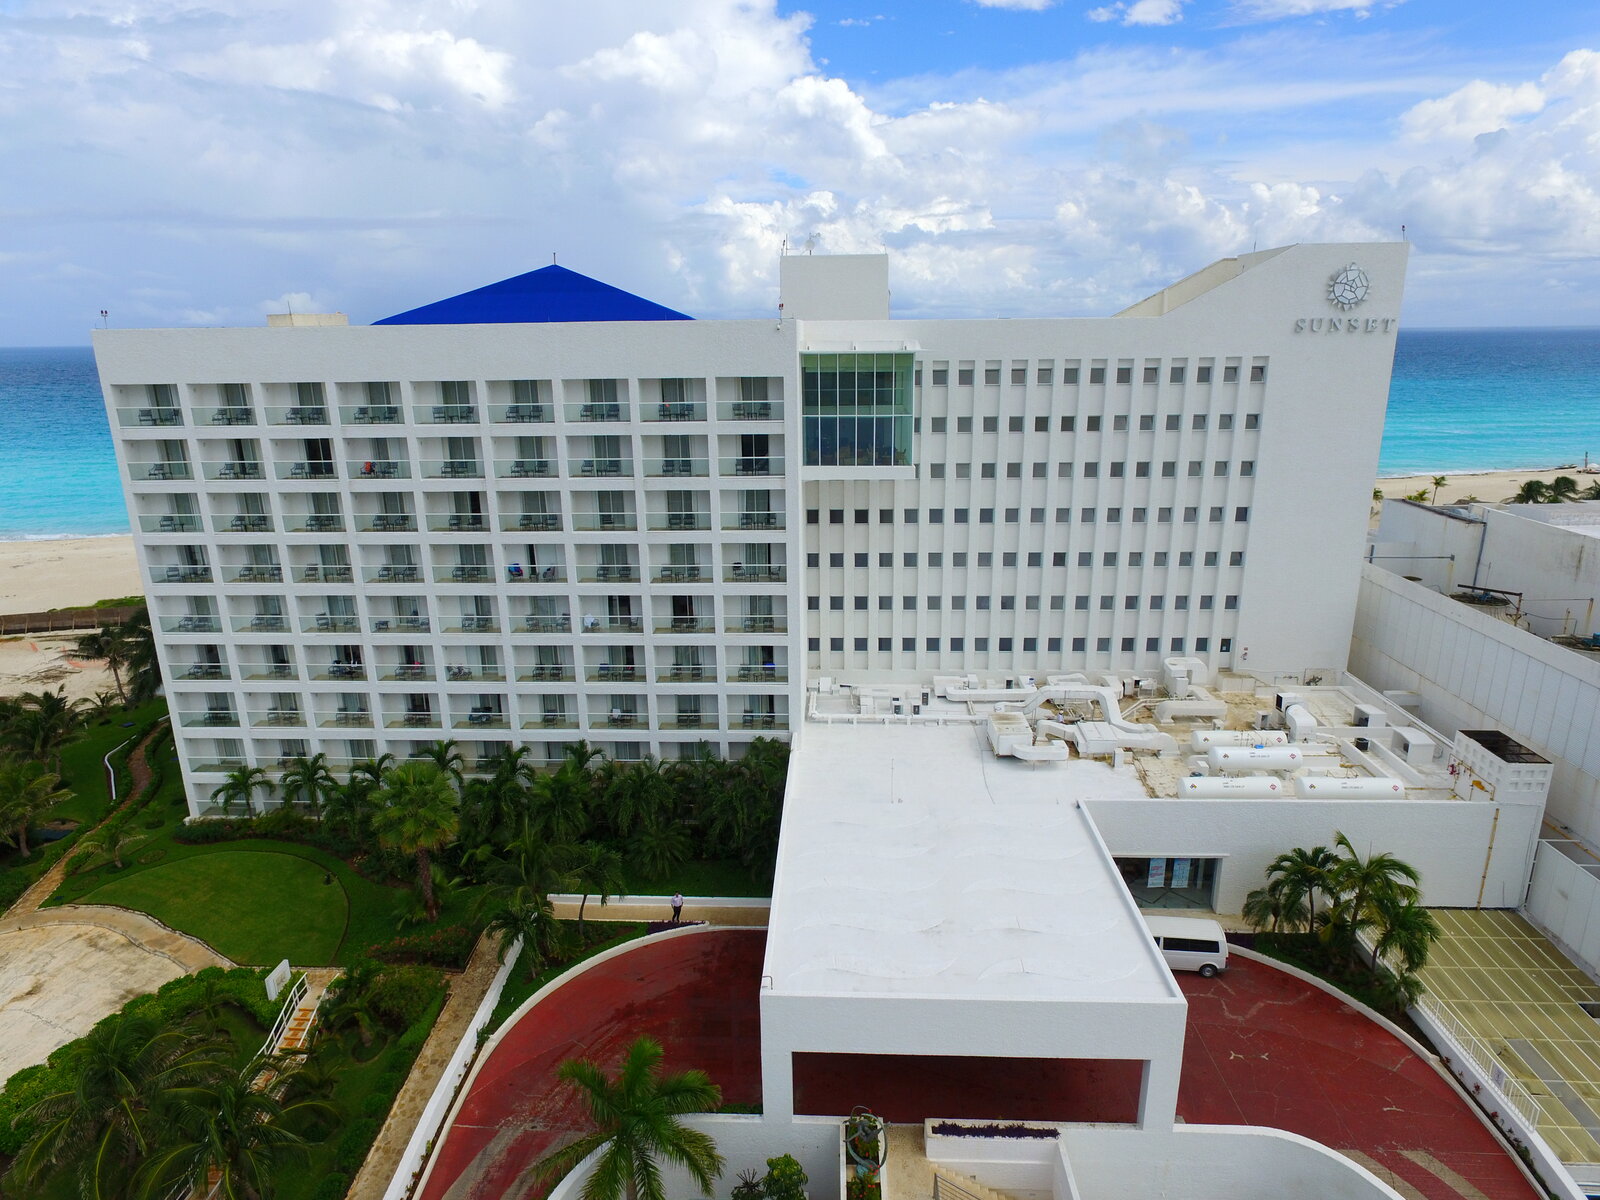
[81,851,349,965]
[623,856,771,898]
[55,699,169,824]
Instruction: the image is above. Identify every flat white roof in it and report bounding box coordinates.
[764,721,1177,1003]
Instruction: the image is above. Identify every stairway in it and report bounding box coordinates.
[272,968,340,1055]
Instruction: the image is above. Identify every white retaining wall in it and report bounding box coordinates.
[1526,840,1600,990]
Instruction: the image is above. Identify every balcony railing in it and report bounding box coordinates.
[239,662,297,681]
[646,512,709,531]
[721,455,782,476]
[655,617,715,634]
[233,615,289,633]
[253,709,305,727]
[574,458,631,477]
[497,459,553,478]
[580,615,643,634]
[200,406,256,426]
[730,615,783,633]
[117,406,182,427]
[520,615,571,633]
[339,404,400,424]
[567,402,625,422]
[579,564,638,583]
[161,615,221,633]
[303,614,360,633]
[644,402,705,423]
[738,712,785,730]
[274,460,336,480]
[426,514,486,533]
[387,713,442,729]
[735,664,786,682]
[133,461,192,481]
[520,664,573,682]
[222,515,273,534]
[572,513,637,532]
[444,665,507,682]
[662,664,711,682]
[438,565,493,584]
[601,710,643,727]
[181,711,238,728]
[505,513,561,533]
[178,663,227,681]
[308,662,365,681]
[727,563,786,582]
[299,564,354,583]
[424,405,478,424]
[672,713,716,729]
[506,564,565,583]
[366,564,421,583]
[358,513,415,533]
[371,615,430,633]
[718,400,781,421]
[349,459,411,479]
[723,510,781,530]
[320,711,374,728]
[655,564,704,583]
[201,460,265,481]
[588,663,640,682]
[227,564,283,583]
[523,714,578,729]
[287,513,345,533]
[190,758,248,773]
[421,458,483,479]
[490,403,549,424]
[381,664,435,682]
[443,615,500,634]
[456,710,509,729]
[266,406,329,425]
[140,514,202,533]
[644,457,708,477]
[155,565,212,584]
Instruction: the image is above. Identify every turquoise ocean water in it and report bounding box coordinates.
[1,330,1598,540]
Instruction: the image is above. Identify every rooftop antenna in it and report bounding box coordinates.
[98,309,108,328]
[552,252,557,264]
[780,236,788,257]
[804,233,818,255]
[1401,224,1407,242]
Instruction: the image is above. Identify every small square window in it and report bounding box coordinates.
[1074,596,1089,611]
[1124,595,1139,610]
[1073,637,1087,652]
[808,637,820,651]
[975,638,990,652]
[950,637,965,651]
[903,596,917,610]
[1035,416,1050,432]
[1078,552,1093,566]
[957,416,973,434]
[1197,365,1213,384]
[1063,367,1080,384]
[1106,507,1121,522]
[928,509,944,523]
[978,552,993,567]
[1235,506,1250,522]
[903,509,918,523]
[830,509,844,524]
[1102,551,1117,566]
[932,368,948,385]
[954,508,969,523]
[928,553,943,567]
[807,552,820,568]
[1090,366,1106,385]
[1161,461,1176,477]
[1110,461,1125,477]
[829,596,843,610]
[1002,552,1017,567]
[1200,595,1214,610]
[1154,552,1168,566]
[1099,595,1114,610]
[1250,364,1266,382]
[926,637,941,651]
[878,596,893,610]
[931,417,947,434]
[903,637,916,651]
[1142,366,1158,384]
[1145,637,1160,652]
[854,552,869,567]
[1195,637,1210,652]
[1056,506,1072,522]
[1214,461,1228,477]
[958,367,975,386]
[830,637,844,652]
[985,367,1000,385]
[1204,551,1219,567]
[1225,595,1239,610]
[1096,637,1112,652]
[829,552,844,568]
[1060,416,1075,432]
[1047,636,1061,651]
[1192,414,1207,430]
[1210,506,1224,522]
[953,553,968,567]
[1080,508,1096,523]
[1169,366,1185,384]
[1037,367,1053,385]
[879,552,893,568]
[1011,367,1027,386]
[1116,366,1132,384]
[1165,414,1181,431]
[1083,461,1099,478]
[807,596,820,610]
[1245,413,1261,429]
[983,416,999,433]
[1032,462,1047,478]
[1188,461,1203,477]
[1223,365,1240,383]
[1139,414,1154,431]
[1050,596,1065,611]
[1008,416,1024,433]
[1120,637,1135,652]
[1000,596,1015,610]
[1229,551,1244,566]
[1179,551,1193,566]
[853,637,868,652]
[854,509,869,524]
[1135,461,1150,478]
[1129,552,1143,566]
[1220,637,1233,653]
[1053,552,1067,567]
[1184,506,1198,522]
[1132,507,1147,522]
[806,508,819,524]
[854,596,868,610]
[1027,552,1042,567]
[1175,595,1189,610]
[1113,415,1129,431]
[976,596,991,610]
[1004,508,1020,523]
[980,509,994,523]
[1159,507,1173,522]
[879,508,894,524]
[956,463,971,479]
[1218,413,1233,431]
[981,463,996,479]
[1240,460,1255,476]
[951,595,966,610]
[1023,636,1038,651]
[998,637,1013,652]
[903,553,918,567]
[878,637,892,652]
[1006,463,1022,479]
[1086,415,1102,432]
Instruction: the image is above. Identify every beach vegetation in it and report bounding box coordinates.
[1244,832,1440,1015]
[1505,476,1587,504]
[1431,474,1447,502]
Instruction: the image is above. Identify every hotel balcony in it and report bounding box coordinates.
[452,706,509,730]
[357,512,415,534]
[285,512,345,534]
[572,512,637,532]
[189,757,248,774]
[117,406,182,428]
[132,460,193,482]
[421,458,483,480]
[298,564,354,584]
[153,565,213,585]
[737,711,787,731]
[307,661,365,682]
[225,564,283,584]
[444,663,507,683]
[720,455,782,477]
[201,460,266,481]
[370,615,430,634]
[364,564,421,584]
[219,514,273,534]
[419,404,479,425]
[348,459,411,480]
[139,513,203,534]
[379,662,436,683]
[180,709,239,729]
[176,661,228,681]
[734,664,787,683]
[655,563,706,583]
[578,563,638,584]
[387,712,442,730]
[161,614,222,634]
[441,614,500,634]
[522,711,579,730]
[237,660,297,682]
[573,457,632,478]
[716,400,781,422]
[518,614,571,634]
[425,512,487,533]
[670,710,718,730]
[338,404,400,425]
[726,562,786,582]
[503,512,561,533]
[198,405,257,426]
[490,402,551,424]
[579,615,643,634]
[655,616,716,635]
[496,458,553,479]
[518,663,574,682]
[251,707,306,729]
[644,457,708,478]
[300,613,361,634]
[319,710,374,729]
[232,614,289,633]
[435,564,494,585]
[728,614,784,634]
[265,405,330,426]
[588,663,641,683]
[505,563,566,583]
[642,401,705,423]
[723,510,783,530]
[646,512,710,532]
[659,664,712,683]
[273,460,337,481]
[565,401,627,423]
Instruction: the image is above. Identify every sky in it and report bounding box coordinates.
[2,0,1598,343]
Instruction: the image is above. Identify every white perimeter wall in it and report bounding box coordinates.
[1352,564,1600,844]
[1526,841,1600,982]
[1083,793,1542,913]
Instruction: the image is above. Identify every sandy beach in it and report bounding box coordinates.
[0,535,140,616]
[1376,465,1600,507]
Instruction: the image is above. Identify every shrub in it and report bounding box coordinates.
[335,1117,381,1173]
[367,965,446,1032]
[764,1155,809,1200]
[360,1090,395,1119]
[367,924,476,968]
[310,1174,351,1200]
[173,817,253,843]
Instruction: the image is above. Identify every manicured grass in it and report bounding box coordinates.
[81,851,349,965]
[623,856,771,898]
[55,699,168,824]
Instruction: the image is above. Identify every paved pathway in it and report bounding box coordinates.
[1177,956,1539,1200]
[347,932,508,1200]
[416,929,765,1200]
[547,896,770,927]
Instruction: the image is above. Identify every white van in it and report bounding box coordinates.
[1145,916,1229,977]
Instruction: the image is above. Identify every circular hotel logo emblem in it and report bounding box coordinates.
[1327,263,1370,310]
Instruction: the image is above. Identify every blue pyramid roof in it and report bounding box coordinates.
[374,264,693,326]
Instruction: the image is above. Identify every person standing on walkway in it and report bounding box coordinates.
[671,892,684,924]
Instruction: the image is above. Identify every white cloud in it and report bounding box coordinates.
[1088,0,1187,23]
[1232,0,1399,17]
[1400,80,1545,144]
[972,0,1058,10]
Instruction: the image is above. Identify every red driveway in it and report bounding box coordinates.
[1177,956,1539,1200]
[417,929,765,1200]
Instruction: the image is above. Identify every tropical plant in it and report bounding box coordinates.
[1430,474,1447,503]
[422,738,467,792]
[631,811,692,881]
[134,1062,330,1199]
[1549,474,1581,502]
[4,688,85,773]
[119,606,163,702]
[1323,831,1422,967]
[73,627,133,706]
[213,764,275,818]
[278,751,338,815]
[321,960,383,1048]
[371,760,460,921]
[0,757,71,858]
[570,841,626,937]
[1507,479,1549,504]
[485,893,573,977]
[73,812,148,872]
[1404,488,1430,502]
[12,1011,227,1199]
[532,1036,725,1200]
[604,758,676,843]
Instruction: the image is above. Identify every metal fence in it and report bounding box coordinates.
[1415,994,1542,1127]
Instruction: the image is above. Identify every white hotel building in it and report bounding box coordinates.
[95,242,1410,814]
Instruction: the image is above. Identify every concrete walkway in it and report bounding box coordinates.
[547,893,770,928]
[347,932,507,1200]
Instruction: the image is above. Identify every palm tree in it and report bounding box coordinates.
[213,764,275,817]
[321,960,383,1048]
[0,757,72,858]
[1581,479,1600,501]
[74,812,147,872]
[533,759,597,845]
[1548,475,1581,502]
[6,688,84,773]
[118,606,163,703]
[485,893,573,978]
[14,1011,226,1199]
[1325,831,1422,967]
[1507,479,1550,504]
[423,738,467,791]
[604,758,676,844]
[279,752,337,815]
[632,811,692,882]
[532,1036,725,1200]
[1266,845,1341,933]
[73,627,132,706]
[571,842,626,938]
[1430,475,1447,503]
[371,761,459,920]
[1370,891,1442,976]
[135,1063,329,1199]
